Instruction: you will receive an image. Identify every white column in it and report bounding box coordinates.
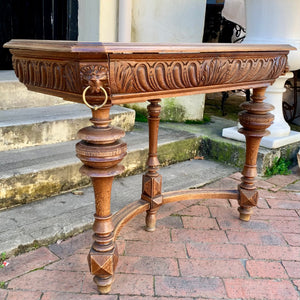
[222,72,300,148]
[222,0,300,148]
[78,0,101,41]
[264,73,292,138]
[118,0,132,42]
[99,0,118,42]
[78,0,118,42]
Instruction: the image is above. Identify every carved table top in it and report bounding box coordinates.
[4,40,294,105]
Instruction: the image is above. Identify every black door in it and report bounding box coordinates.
[0,0,78,70]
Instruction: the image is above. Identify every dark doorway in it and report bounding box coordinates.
[0,0,78,70]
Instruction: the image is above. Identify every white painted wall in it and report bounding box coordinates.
[131,0,206,43]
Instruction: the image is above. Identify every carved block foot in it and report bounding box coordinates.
[142,174,162,203]
[238,185,258,222]
[88,247,118,294]
[142,175,162,232]
[238,185,258,207]
[88,247,118,277]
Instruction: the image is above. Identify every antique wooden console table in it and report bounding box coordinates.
[4,40,294,293]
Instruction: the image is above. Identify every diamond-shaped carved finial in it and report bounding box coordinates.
[142,175,162,198]
[238,187,258,207]
[88,248,118,276]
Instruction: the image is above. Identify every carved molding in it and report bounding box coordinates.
[12,58,109,95]
[12,57,81,93]
[110,55,287,95]
[11,52,287,102]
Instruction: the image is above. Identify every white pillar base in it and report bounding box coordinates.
[222,72,300,149]
[263,73,293,138]
[222,126,300,149]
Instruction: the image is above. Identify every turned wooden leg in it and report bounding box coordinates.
[76,105,127,293]
[141,99,163,231]
[238,87,274,221]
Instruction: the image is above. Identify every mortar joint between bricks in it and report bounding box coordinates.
[176,258,182,277]
[184,242,191,259]
[244,245,252,260]
[241,258,251,277]
[290,280,300,296]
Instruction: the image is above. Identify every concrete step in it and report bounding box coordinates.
[0,104,135,151]
[0,70,65,110]
[0,122,202,210]
[0,159,237,256]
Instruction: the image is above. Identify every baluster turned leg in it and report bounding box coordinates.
[238,87,274,221]
[76,105,127,294]
[141,99,163,231]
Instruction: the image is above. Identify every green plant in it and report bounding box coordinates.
[184,114,211,125]
[135,110,148,122]
[0,281,5,289]
[265,157,291,176]
[0,252,6,268]
[1,252,6,261]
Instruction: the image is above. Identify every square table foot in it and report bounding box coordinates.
[145,206,160,231]
[94,275,114,294]
[238,206,252,222]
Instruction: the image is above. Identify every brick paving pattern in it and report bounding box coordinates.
[1,172,300,299]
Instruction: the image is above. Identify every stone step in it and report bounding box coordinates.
[0,122,202,210]
[1,117,297,211]
[0,104,135,151]
[159,117,299,174]
[0,70,65,110]
[0,159,237,257]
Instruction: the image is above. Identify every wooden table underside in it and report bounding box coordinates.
[4,40,294,294]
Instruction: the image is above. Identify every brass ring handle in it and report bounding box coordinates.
[82,85,108,110]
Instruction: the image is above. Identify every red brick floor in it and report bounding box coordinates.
[1,172,300,299]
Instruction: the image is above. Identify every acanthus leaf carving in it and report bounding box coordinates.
[110,55,287,95]
[11,57,82,94]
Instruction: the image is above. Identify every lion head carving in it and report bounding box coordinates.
[80,65,108,93]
